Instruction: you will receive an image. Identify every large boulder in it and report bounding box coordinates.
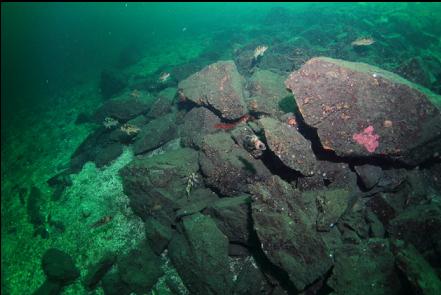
[169,213,233,295]
[246,70,290,118]
[328,239,404,295]
[387,203,441,267]
[92,96,152,123]
[198,132,272,196]
[120,148,199,224]
[41,249,79,284]
[117,243,163,294]
[259,117,317,176]
[132,113,177,155]
[250,176,333,291]
[179,107,220,148]
[285,57,441,165]
[178,60,248,120]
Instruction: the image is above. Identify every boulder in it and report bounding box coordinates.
[117,243,163,294]
[144,217,174,255]
[83,252,117,290]
[92,96,152,123]
[132,113,177,155]
[391,240,441,295]
[169,213,233,295]
[328,239,404,295]
[42,249,79,284]
[120,148,199,223]
[259,117,317,176]
[198,132,271,196]
[178,60,248,120]
[180,107,220,148]
[387,203,441,266]
[246,70,290,117]
[250,176,333,291]
[206,195,252,245]
[285,57,441,165]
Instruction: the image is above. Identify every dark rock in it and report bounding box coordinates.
[178,60,248,120]
[180,107,220,148]
[92,97,152,123]
[47,170,72,189]
[328,239,404,295]
[233,44,258,77]
[391,240,441,295]
[228,244,250,257]
[338,197,371,242]
[366,209,385,238]
[83,252,117,290]
[101,271,131,295]
[169,213,233,295]
[297,161,357,191]
[94,143,123,168]
[259,117,317,176]
[198,132,271,196]
[27,186,47,238]
[146,87,177,120]
[304,188,351,232]
[285,57,441,165]
[232,257,273,295]
[100,69,128,99]
[246,70,290,118]
[132,113,177,155]
[145,217,173,255]
[70,128,123,171]
[366,193,398,226]
[206,195,252,245]
[175,188,220,219]
[117,243,163,294]
[387,203,441,267]
[250,176,333,291]
[42,248,79,284]
[32,280,62,295]
[354,164,384,189]
[120,148,199,223]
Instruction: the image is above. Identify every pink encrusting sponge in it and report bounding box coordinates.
[352,125,380,153]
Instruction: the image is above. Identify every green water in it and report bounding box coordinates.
[1,3,441,295]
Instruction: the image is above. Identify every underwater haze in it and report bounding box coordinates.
[2,2,441,295]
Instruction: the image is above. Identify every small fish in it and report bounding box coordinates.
[351,37,375,47]
[91,215,113,228]
[159,72,171,82]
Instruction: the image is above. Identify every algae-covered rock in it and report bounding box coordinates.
[285,57,441,165]
[132,113,177,155]
[206,195,252,245]
[42,248,79,284]
[259,117,317,176]
[180,107,220,148]
[387,203,441,266]
[250,176,333,291]
[178,60,248,120]
[391,240,441,295]
[120,147,199,223]
[169,213,233,295]
[246,70,290,117]
[198,132,271,196]
[328,239,404,295]
[117,243,163,294]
